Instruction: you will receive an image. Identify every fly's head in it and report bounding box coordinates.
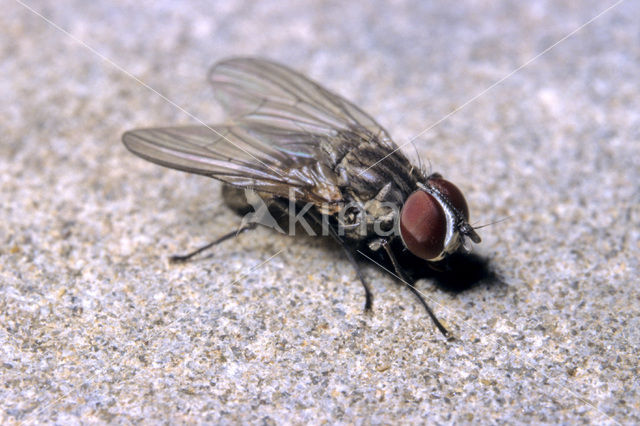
[399,176,481,262]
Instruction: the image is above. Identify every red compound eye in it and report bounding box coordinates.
[400,190,447,260]
[428,178,470,221]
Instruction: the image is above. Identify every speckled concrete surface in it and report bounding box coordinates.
[1,0,639,424]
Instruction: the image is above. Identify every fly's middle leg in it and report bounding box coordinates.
[296,205,374,313]
[340,245,373,311]
[325,221,374,312]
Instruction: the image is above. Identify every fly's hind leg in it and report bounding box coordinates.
[169,222,257,263]
[170,184,270,263]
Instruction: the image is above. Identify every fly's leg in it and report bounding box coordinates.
[380,240,450,337]
[340,244,373,311]
[169,222,257,263]
[293,204,374,312]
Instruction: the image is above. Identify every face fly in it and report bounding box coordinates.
[122,57,482,337]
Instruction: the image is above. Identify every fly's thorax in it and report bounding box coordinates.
[364,197,399,235]
[338,178,406,240]
[335,137,417,201]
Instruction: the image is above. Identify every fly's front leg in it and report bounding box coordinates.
[169,222,257,263]
[380,239,450,337]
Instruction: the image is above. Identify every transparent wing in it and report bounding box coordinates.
[209,57,397,150]
[123,57,400,205]
[122,124,343,204]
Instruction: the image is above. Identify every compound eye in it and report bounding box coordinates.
[400,190,447,260]
[429,178,470,221]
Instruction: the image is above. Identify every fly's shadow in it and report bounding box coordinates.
[416,252,499,293]
[365,237,500,294]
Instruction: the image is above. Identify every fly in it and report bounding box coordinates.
[122,57,482,337]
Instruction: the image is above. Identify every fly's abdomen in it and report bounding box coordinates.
[222,184,255,216]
